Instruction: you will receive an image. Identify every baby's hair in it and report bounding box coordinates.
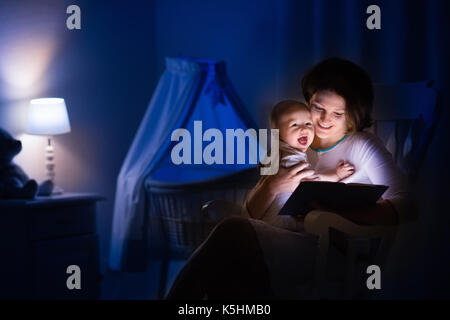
[270,100,308,129]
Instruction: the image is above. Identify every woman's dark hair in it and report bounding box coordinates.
[301,57,374,133]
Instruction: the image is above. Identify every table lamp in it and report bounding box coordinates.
[26,98,71,194]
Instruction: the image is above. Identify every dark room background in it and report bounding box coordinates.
[0,0,449,298]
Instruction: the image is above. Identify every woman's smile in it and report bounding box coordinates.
[317,122,333,130]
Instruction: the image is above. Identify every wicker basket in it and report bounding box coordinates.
[144,167,259,259]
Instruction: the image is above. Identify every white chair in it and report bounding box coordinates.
[202,81,441,299]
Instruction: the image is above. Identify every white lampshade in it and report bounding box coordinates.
[26,98,71,135]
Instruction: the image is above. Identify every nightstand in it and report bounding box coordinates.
[0,193,104,299]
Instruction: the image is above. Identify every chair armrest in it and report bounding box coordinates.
[304,210,396,239]
[202,199,243,222]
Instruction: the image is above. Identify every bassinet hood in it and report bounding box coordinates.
[149,57,259,182]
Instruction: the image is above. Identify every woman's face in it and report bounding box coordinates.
[309,90,347,142]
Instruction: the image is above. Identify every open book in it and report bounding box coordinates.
[278,181,388,216]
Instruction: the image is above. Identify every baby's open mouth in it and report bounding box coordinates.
[298,136,308,146]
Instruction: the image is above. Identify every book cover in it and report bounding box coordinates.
[278,181,388,216]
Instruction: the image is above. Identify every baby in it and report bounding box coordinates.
[257,100,354,230]
[270,100,354,182]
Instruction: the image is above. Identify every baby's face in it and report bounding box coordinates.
[278,105,314,152]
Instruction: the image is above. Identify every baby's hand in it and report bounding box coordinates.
[336,161,355,180]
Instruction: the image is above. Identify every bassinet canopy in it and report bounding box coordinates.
[109,57,260,271]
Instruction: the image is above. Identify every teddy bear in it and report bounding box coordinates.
[0,127,54,199]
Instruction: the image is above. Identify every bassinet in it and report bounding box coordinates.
[109,56,260,273]
[144,166,259,298]
[144,166,259,258]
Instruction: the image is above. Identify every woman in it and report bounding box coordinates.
[166,57,410,299]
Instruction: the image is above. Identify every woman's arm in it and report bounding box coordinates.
[246,162,316,220]
[245,177,276,220]
[344,133,410,226]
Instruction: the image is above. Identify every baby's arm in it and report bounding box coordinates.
[316,161,355,182]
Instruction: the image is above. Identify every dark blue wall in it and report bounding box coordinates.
[48,1,158,278]
[0,0,158,282]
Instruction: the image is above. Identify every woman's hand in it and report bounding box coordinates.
[264,162,316,196]
[246,162,316,220]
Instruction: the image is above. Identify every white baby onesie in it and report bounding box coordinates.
[279,141,309,168]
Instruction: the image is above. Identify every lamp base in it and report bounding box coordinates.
[37,179,65,197]
[52,185,65,195]
[41,137,64,196]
